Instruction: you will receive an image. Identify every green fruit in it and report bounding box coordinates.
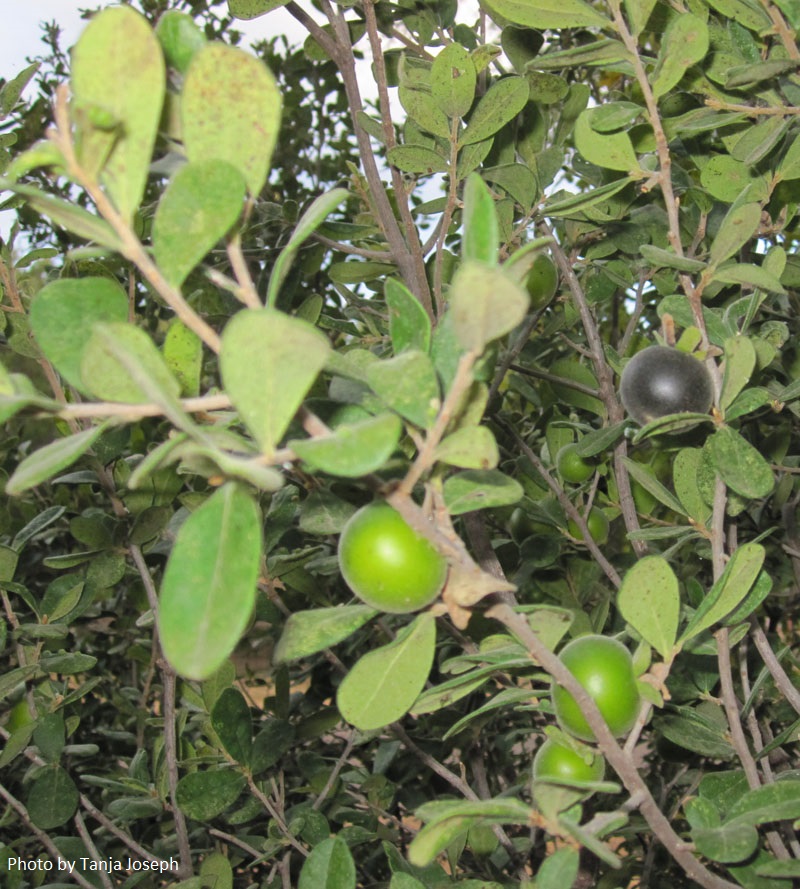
[551,635,641,741]
[338,502,447,613]
[532,737,605,785]
[155,10,206,74]
[526,254,559,308]
[556,443,596,484]
[567,506,609,545]
[619,345,714,425]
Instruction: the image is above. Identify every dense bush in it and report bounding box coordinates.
[2,1,800,888]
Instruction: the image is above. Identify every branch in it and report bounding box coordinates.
[487,603,741,889]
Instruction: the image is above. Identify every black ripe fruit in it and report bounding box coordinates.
[620,345,713,424]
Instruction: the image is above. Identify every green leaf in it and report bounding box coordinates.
[622,456,687,515]
[163,320,202,398]
[182,43,281,196]
[0,62,40,117]
[655,707,735,759]
[443,469,523,514]
[481,0,609,29]
[708,426,774,500]
[536,847,580,889]
[708,202,761,267]
[81,323,184,418]
[449,261,529,352]
[211,687,252,765]
[700,155,763,204]
[723,569,772,626]
[575,108,638,172]
[650,14,709,100]
[267,188,349,308]
[220,309,330,454]
[158,484,262,680]
[0,181,122,249]
[6,424,109,497]
[460,76,529,146]
[337,613,436,730]
[71,6,165,222]
[199,854,233,889]
[679,542,765,644]
[175,770,245,820]
[289,413,403,477]
[153,160,246,288]
[462,173,499,265]
[712,263,786,295]
[483,163,538,212]
[731,116,790,166]
[618,556,680,660]
[274,605,378,664]
[26,764,79,829]
[727,779,800,826]
[640,244,707,273]
[229,0,289,20]
[390,874,427,889]
[777,130,800,180]
[398,86,450,138]
[367,351,440,429]
[298,837,356,889]
[431,43,477,119]
[435,426,500,469]
[29,278,128,393]
[720,336,757,414]
[155,10,207,74]
[544,177,633,217]
[409,798,535,867]
[672,448,712,525]
[386,144,449,175]
[385,278,431,354]
[692,822,759,864]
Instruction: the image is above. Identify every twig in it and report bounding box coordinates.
[750,621,800,716]
[226,233,263,309]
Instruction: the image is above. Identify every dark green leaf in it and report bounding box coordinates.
[298,837,356,889]
[175,770,245,820]
[462,173,499,265]
[211,688,252,765]
[460,76,529,146]
[27,764,79,829]
[385,278,432,354]
[431,43,476,119]
[708,426,774,500]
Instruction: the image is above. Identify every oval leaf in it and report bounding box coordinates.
[481,0,609,29]
[337,613,436,730]
[29,277,128,393]
[289,413,402,477]
[175,770,245,820]
[679,542,765,644]
[386,277,431,354]
[26,764,79,829]
[431,43,477,119]
[298,837,356,889]
[153,160,247,288]
[71,6,165,222]
[443,469,523,514]
[449,261,530,352]
[158,483,262,680]
[182,43,282,196]
[707,426,774,500]
[460,76,529,146]
[220,309,330,454]
[367,351,441,429]
[618,556,680,660]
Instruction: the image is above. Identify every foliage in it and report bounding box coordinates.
[1,1,800,888]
